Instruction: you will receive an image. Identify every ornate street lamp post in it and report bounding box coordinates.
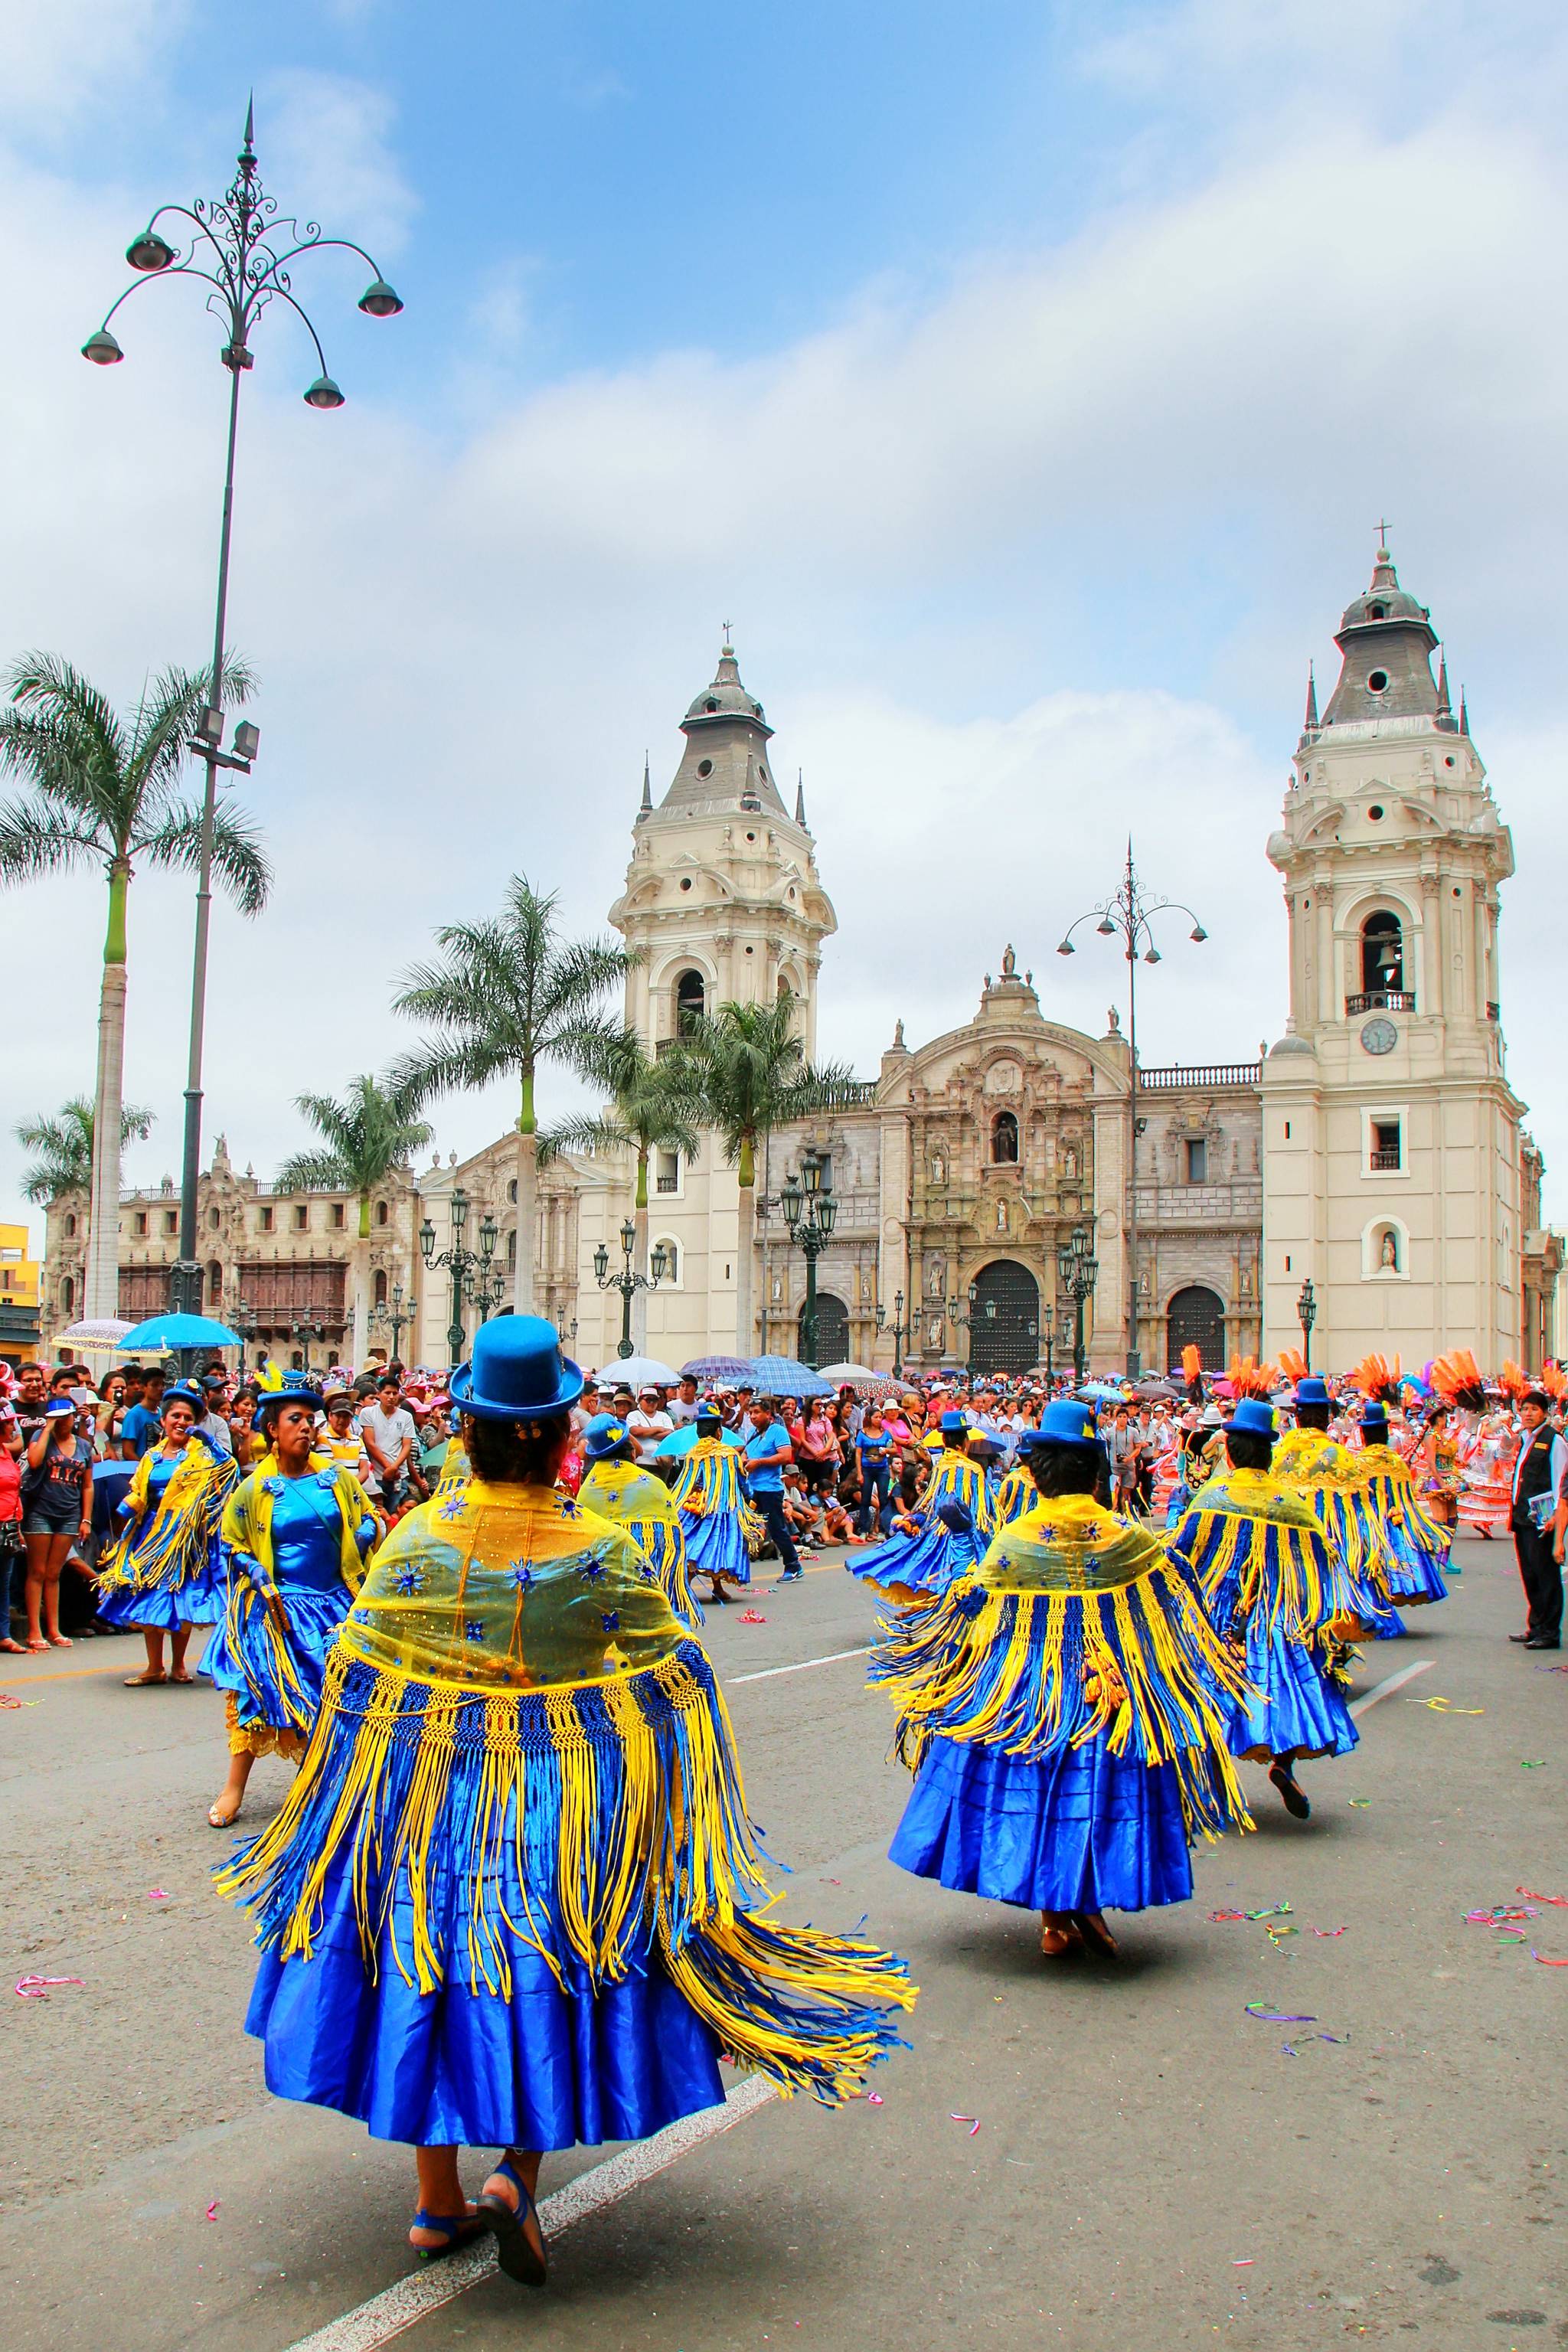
[83,105,403,1329]
[874,1287,910,1378]
[287,1305,330,1378]
[780,1150,838,1367]
[1058,842,1207,1377]
[420,1189,502,1370]
[1057,1223,1100,1383]
[1040,1299,1056,1385]
[594,1218,668,1361]
[365,1279,412,1362]
[1296,1275,1318,1374]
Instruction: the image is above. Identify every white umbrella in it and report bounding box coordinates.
[52,1316,170,1359]
[817,1361,880,1384]
[586,1355,680,1390]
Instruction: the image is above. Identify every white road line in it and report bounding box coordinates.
[727,1644,872,1686]
[282,2076,776,2352]
[1349,1656,1435,1717]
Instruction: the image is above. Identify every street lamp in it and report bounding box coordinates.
[84,103,403,1332]
[874,1288,910,1377]
[1057,1223,1099,1383]
[780,1148,838,1367]
[1040,1299,1056,1385]
[1057,841,1207,1377]
[287,1305,330,1377]
[420,1188,504,1367]
[365,1279,412,1362]
[1296,1276,1318,1374]
[594,1217,668,1360]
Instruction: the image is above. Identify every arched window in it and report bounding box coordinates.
[506,1228,518,1269]
[207,1259,223,1307]
[374,1268,388,1308]
[991,1111,1019,1165]
[675,969,706,1034]
[1361,910,1405,996]
[375,1199,390,1227]
[61,1275,75,1315]
[655,1236,681,1284]
[65,1214,77,1239]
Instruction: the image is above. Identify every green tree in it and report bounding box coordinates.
[15,1095,155,1207]
[0,653,268,1319]
[274,1073,434,1366]
[668,994,861,1357]
[545,1040,702,1353]
[393,876,633,1316]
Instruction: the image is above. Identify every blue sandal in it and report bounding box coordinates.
[475,2158,548,2288]
[408,2207,485,2262]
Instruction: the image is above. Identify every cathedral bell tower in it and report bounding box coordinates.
[1260,541,1525,1367]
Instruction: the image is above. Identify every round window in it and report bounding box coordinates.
[680,877,693,892]
[1445,755,1455,768]
[697,758,713,777]
[746,830,756,841]
[1367,669,1389,692]
[1367,804,1384,821]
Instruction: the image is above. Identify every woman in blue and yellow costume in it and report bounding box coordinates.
[1272,1376,1405,1639]
[993,1445,1038,1533]
[1167,1398,1373,1822]
[849,1410,997,1607]
[217,1320,913,2285]
[671,1405,756,1604]
[96,1380,237,1687]
[1348,1399,1450,1611]
[577,1412,702,1628]
[875,1400,1250,1959]
[203,1380,378,1831]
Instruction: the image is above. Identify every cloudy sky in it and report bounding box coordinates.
[3,0,1566,1246]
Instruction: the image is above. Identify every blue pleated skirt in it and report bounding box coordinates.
[1383,1529,1448,1607]
[849,1520,976,1601]
[201,1584,354,1729]
[96,1557,226,1630]
[889,1734,1194,1913]
[245,1846,727,2148]
[1227,1626,1358,1762]
[682,1510,751,1586]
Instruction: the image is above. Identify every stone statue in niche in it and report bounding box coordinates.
[927,1254,946,1298]
[928,1318,944,1351]
[771,1273,783,1302]
[996,1199,1008,1233]
[1061,1142,1079,1181]
[1380,1230,1400,1271]
[931,1150,946,1187]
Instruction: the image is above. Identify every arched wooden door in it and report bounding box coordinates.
[799,1291,850,1368]
[968,1260,1040,1377]
[1165,1285,1225,1371]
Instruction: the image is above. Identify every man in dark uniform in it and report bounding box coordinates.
[1508,1390,1566,1649]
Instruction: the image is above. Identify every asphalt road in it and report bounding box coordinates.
[2,1530,1565,2352]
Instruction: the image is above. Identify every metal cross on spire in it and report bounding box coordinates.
[1375,517,1393,550]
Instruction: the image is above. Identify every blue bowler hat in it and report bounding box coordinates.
[1230,1398,1276,1438]
[449,1315,583,1422]
[161,1380,207,1414]
[256,1374,325,1417]
[1293,1377,1330,1407]
[939,1409,969,1436]
[1019,1400,1099,1452]
[581,1412,635,1462]
[1359,1403,1388,1432]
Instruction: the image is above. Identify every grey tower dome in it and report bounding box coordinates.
[1320,544,1442,727]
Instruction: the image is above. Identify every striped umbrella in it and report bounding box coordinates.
[746,1354,835,1400]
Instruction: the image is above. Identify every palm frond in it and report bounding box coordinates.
[135,799,272,915]
[0,797,106,884]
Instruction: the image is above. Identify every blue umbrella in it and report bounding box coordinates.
[116,1311,243,1352]
[746,1354,835,1400]
[655,1423,744,1458]
[681,1355,752,1381]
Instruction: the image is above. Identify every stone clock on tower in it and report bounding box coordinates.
[1259,540,1531,1367]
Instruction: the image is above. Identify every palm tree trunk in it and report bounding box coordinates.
[353,1193,372,1368]
[632,1142,650,1354]
[734,1130,756,1360]
[514,1063,537,1314]
[84,861,129,1322]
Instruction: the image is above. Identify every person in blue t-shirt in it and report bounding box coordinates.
[118,1367,167,1460]
[854,1408,894,1538]
[743,1396,802,1582]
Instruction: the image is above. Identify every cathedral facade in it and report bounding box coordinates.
[39,548,1558,1378]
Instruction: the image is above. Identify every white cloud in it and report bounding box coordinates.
[258,71,417,260]
[0,0,188,121]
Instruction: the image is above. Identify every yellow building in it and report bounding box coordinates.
[0,1223,42,1364]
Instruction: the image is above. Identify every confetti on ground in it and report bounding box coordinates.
[1521,1760,1547,1769]
[1348,1798,1371,1807]
[15,1975,84,1999]
[0,1693,41,1710]
[147,1888,169,1901]
[1311,1927,1348,1938]
[738,1611,767,1625]
[1208,1908,1248,1922]
[1407,1696,1484,1713]
[1518,1888,1568,1906]
[1530,1950,1568,1968]
[1245,2004,1317,2022]
[1232,2259,1255,2267]
[867,2093,884,2105]
[950,2115,982,2136]
[204,2200,219,2221]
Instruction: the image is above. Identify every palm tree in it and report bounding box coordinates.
[392,876,634,1313]
[669,994,862,1357]
[545,1041,702,1352]
[0,653,269,1320]
[274,1073,434,1367]
[15,1095,155,1208]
